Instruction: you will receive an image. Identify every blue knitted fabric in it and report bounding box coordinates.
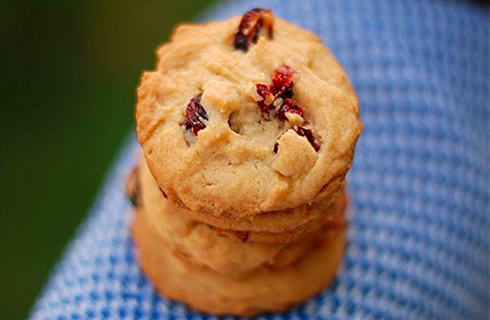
[30,0,489,319]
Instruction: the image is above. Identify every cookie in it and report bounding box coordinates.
[140,204,331,275]
[139,165,334,275]
[138,157,346,245]
[137,157,345,274]
[136,9,362,218]
[132,207,346,317]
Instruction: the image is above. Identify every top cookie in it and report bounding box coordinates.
[136,8,362,218]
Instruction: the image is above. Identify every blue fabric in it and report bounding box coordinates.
[30,0,489,319]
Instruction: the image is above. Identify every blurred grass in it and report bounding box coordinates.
[0,1,217,318]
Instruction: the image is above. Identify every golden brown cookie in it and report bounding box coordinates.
[136,157,345,275]
[132,207,346,317]
[136,9,362,219]
[140,203,330,275]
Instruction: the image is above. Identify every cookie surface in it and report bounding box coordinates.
[132,208,346,317]
[136,12,362,218]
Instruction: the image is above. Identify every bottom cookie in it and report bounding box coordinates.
[132,209,346,317]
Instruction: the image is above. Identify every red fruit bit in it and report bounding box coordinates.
[277,98,304,122]
[234,231,250,242]
[182,94,208,136]
[255,83,275,113]
[293,126,321,151]
[271,65,295,98]
[215,229,250,242]
[273,142,279,153]
[234,8,274,51]
[255,64,299,117]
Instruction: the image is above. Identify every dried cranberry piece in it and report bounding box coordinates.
[255,83,275,113]
[293,126,321,151]
[234,8,273,51]
[182,94,208,136]
[272,65,295,98]
[234,231,250,242]
[255,64,297,117]
[277,98,304,122]
[215,229,250,242]
[254,65,319,153]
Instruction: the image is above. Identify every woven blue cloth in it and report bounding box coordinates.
[30,0,489,319]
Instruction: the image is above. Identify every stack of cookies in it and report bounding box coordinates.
[128,8,362,317]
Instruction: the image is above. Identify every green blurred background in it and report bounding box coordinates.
[0,1,217,318]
